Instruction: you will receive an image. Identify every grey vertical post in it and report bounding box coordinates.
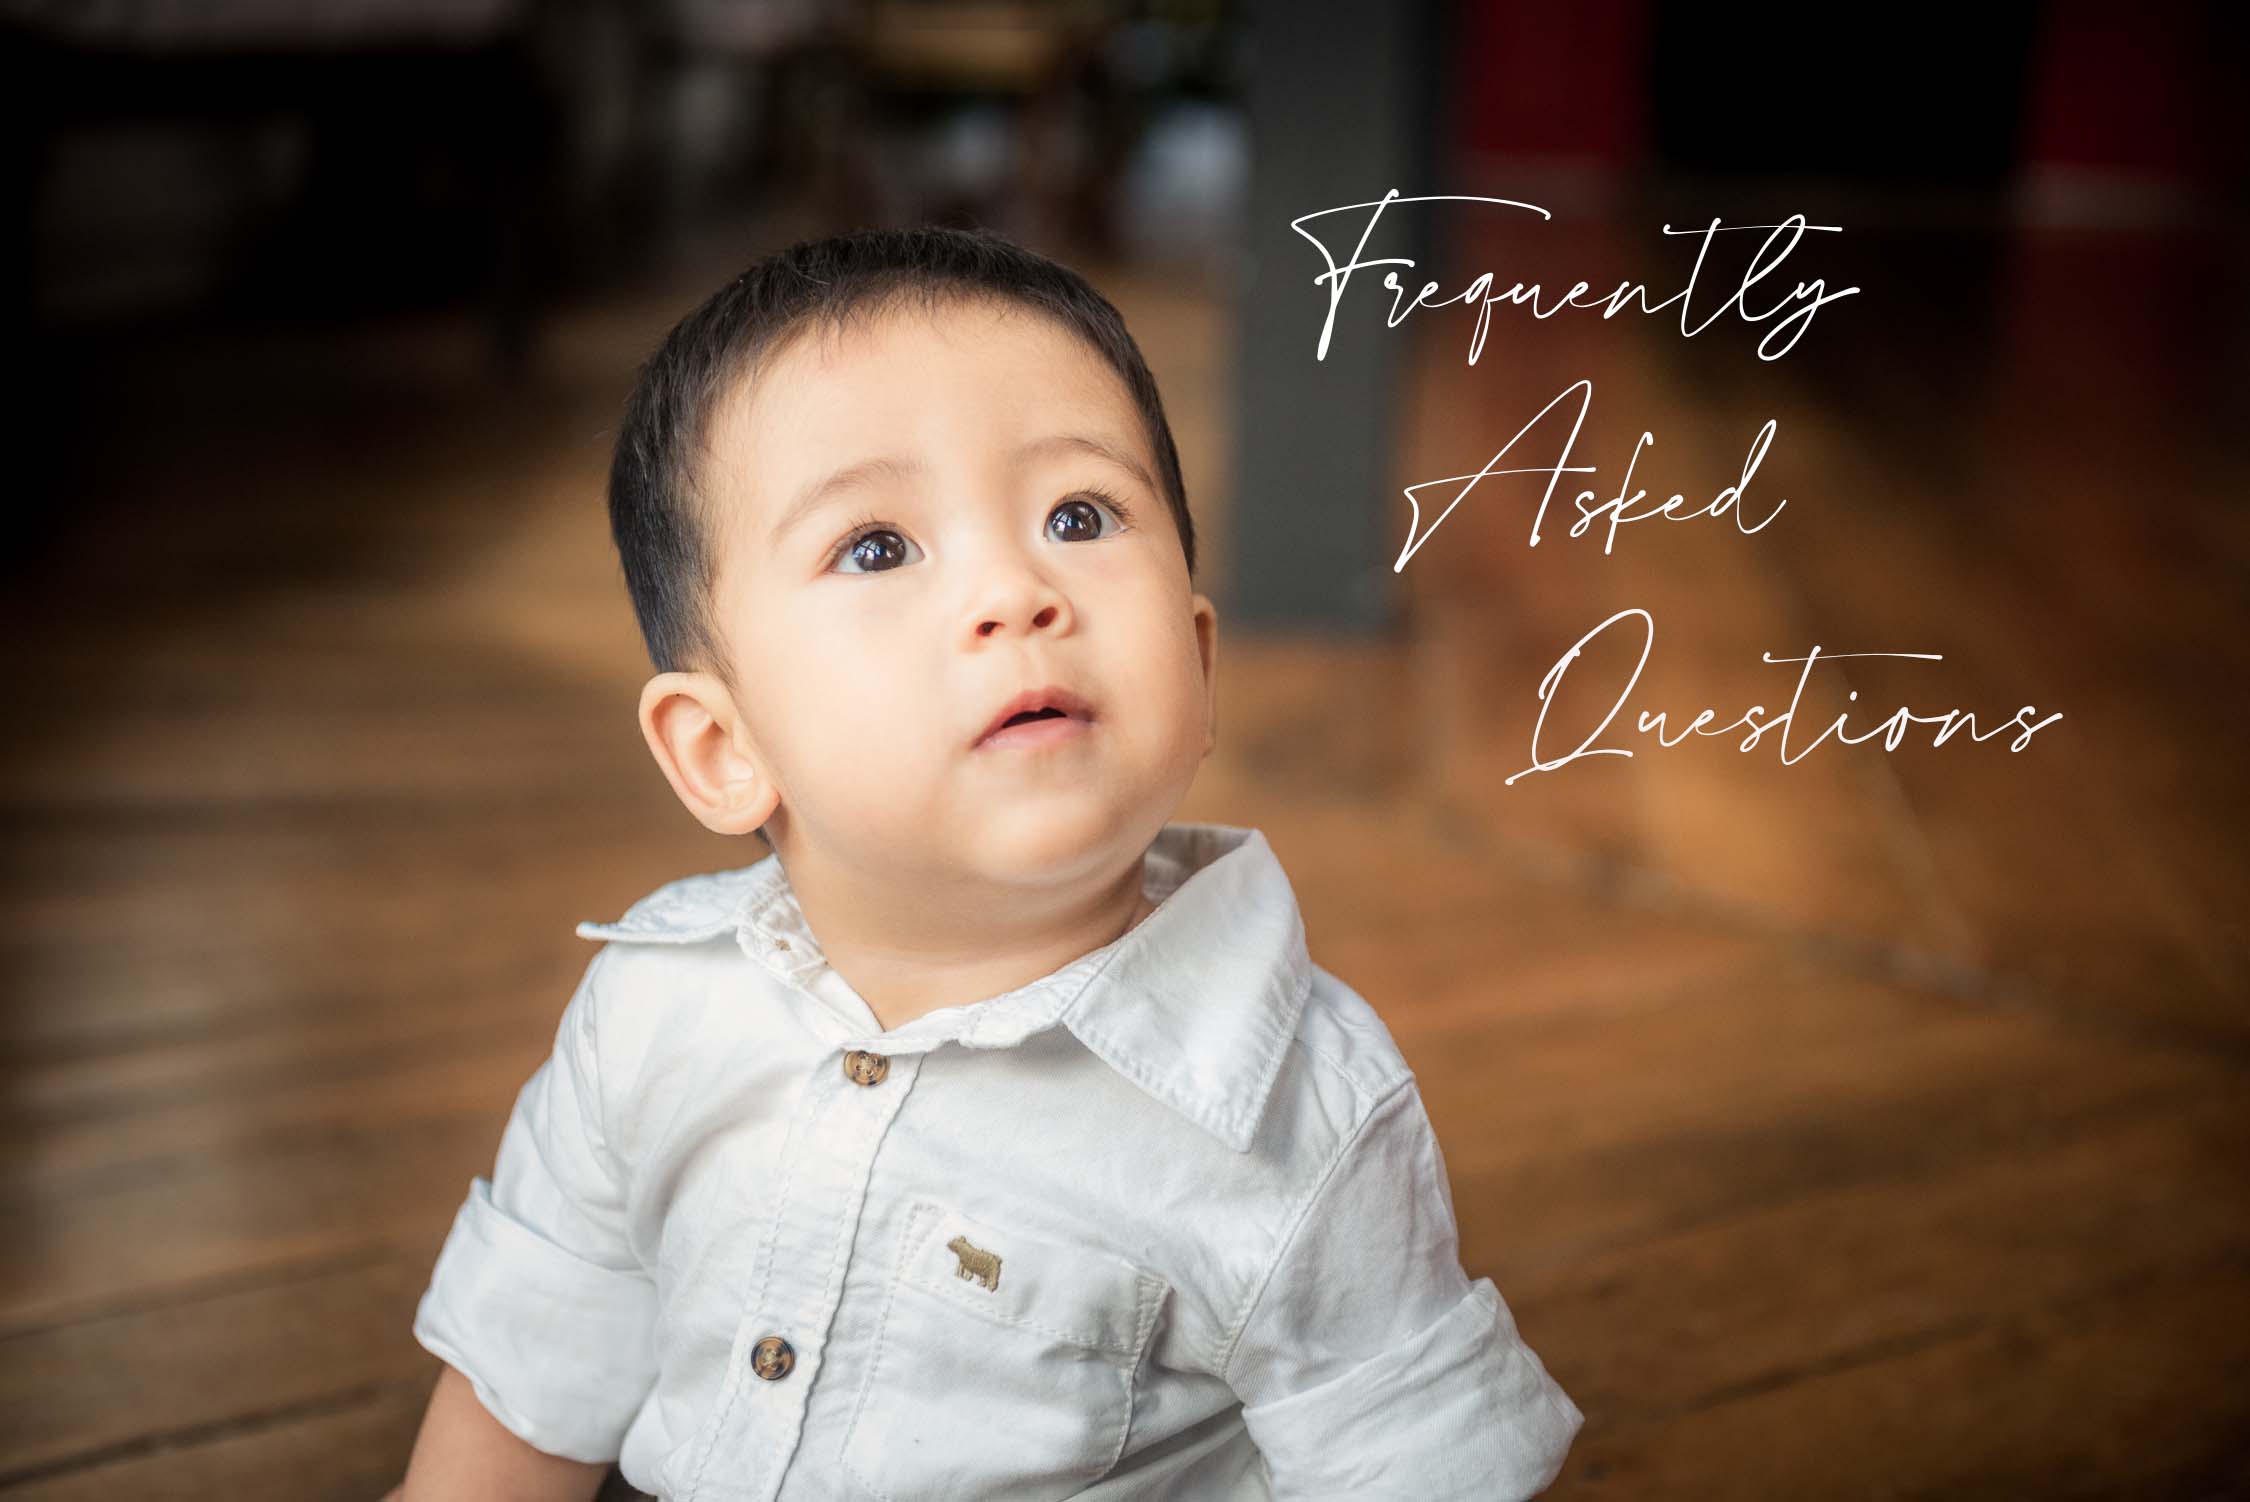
[1226,0,1445,630]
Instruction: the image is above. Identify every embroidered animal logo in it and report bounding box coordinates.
[947,1235,1002,1292]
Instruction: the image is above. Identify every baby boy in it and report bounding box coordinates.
[394,227,1583,1500]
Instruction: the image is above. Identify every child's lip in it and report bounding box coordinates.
[977,714,1095,751]
[973,684,1098,748]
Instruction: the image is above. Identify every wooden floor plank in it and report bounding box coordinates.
[0,1258,429,1481]
[4,1025,537,1208]
[0,1385,431,1502]
[0,1127,476,1333]
[1551,1254,2250,1500]
[1510,1092,2250,1424]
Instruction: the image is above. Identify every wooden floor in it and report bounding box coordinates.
[4,207,2245,1499]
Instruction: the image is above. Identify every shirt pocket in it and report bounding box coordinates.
[840,1198,1169,1501]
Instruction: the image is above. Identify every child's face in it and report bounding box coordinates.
[675,298,1218,890]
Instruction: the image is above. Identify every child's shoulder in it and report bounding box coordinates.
[571,856,781,949]
[1265,961,1419,1142]
[550,859,784,1079]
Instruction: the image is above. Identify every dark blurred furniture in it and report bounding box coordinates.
[4,2,555,360]
[1229,0,1444,630]
[3,0,837,366]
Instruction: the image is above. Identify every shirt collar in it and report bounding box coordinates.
[574,822,1313,1153]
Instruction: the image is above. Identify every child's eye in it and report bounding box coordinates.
[828,518,923,575]
[1047,488,1133,543]
[825,488,1134,575]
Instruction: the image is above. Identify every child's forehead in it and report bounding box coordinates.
[710,302,1148,477]
[755,297,1114,397]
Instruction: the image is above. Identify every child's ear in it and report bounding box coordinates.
[638,672,780,837]
[1191,592,1220,758]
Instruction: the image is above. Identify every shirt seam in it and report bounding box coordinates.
[1290,1028,1405,1109]
[580,945,630,1190]
[1412,1082,1463,1249]
[1215,1070,1415,1383]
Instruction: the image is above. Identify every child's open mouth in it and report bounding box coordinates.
[980,712,1092,751]
[974,686,1097,750]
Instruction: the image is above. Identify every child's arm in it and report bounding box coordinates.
[405,948,661,1492]
[1222,1079,1584,1499]
[393,1363,611,1502]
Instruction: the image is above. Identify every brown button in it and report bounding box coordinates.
[773,937,791,952]
[843,1050,889,1087]
[751,1335,795,1381]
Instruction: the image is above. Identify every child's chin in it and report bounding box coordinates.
[967,802,1144,875]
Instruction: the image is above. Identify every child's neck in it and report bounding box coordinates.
[778,848,1157,1034]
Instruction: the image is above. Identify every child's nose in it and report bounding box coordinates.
[970,550,1074,640]
[978,606,1060,637]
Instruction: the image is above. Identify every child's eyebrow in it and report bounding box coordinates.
[1016,432,1158,495]
[769,433,1156,549]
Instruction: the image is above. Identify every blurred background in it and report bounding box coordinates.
[3,2,2245,1497]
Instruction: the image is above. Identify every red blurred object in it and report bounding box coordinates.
[1448,1,1649,165]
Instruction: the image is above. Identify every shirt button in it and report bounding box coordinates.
[773,937,791,952]
[843,1050,890,1087]
[751,1335,795,1381]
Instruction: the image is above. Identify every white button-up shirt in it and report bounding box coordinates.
[412,822,1583,1499]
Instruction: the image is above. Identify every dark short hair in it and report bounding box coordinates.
[607,226,1197,686]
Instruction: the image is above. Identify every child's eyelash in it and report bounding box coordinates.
[824,509,889,569]
[1075,483,1136,528]
[823,488,1134,568]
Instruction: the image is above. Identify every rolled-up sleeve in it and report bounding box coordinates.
[412,946,659,1463]
[1224,1080,1584,1500]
